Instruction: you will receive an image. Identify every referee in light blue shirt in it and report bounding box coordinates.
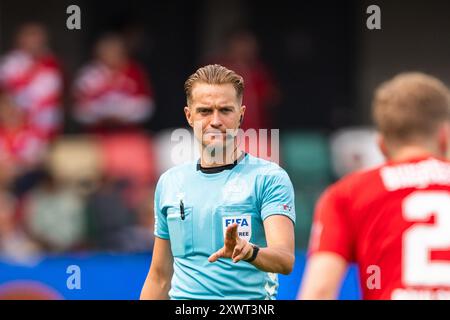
[140,64,295,300]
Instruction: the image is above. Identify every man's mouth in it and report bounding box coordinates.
[204,131,225,137]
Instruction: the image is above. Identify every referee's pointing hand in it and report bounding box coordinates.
[208,223,254,263]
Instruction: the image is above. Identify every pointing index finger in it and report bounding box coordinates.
[226,223,238,240]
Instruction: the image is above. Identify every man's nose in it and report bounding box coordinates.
[209,110,222,128]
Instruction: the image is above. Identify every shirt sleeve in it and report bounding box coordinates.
[153,174,169,239]
[308,183,353,262]
[260,168,296,224]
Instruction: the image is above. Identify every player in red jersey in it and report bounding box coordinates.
[73,34,155,132]
[299,72,450,300]
[0,23,63,141]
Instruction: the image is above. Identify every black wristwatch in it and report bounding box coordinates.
[244,244,260,263]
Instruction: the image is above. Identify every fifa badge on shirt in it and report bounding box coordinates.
[223,215,252,242]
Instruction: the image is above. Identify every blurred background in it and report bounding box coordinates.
[0,0,449,299]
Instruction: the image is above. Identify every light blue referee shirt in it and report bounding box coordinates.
[154,153,295,300]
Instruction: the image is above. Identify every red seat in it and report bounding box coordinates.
[98,131,157,186]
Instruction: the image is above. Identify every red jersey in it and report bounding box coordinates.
[0,125,46,166]
[0,50,63,140]
[309,156,450,300]
[73,61,154,126]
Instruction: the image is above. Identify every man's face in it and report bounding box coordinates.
[17,24,48,55]
[96,38,127,68]
[185,83,245,151]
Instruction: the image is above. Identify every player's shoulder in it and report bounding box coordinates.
[0,50,32,74]
[157,161,195,183]
[38,54,61,69]
[125,61,146,73]
[0,50,28,63]
[325,164,385,198]
[241,153,290,178]
[76,62,107,80]
[342,164,384,185]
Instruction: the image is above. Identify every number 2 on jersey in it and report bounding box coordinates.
[403,191,450,286]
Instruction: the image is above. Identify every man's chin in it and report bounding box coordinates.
[203,140,224,149]
[202,139,234,151]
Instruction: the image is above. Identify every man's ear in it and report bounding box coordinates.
[240,105,246,125]
[184,106,193,127]
[377,133,389,160]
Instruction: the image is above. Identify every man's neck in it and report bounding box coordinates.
[200,148,243,168]
[389,145,440,162]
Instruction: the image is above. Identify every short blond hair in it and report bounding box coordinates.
[184,64,244,105]
[373,72,450,144]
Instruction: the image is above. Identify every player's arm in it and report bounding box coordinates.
[208,215,295,275]
[297,183,353,300]
[252,214,295,274]
[141,174,172,299]
[209,169,296,274]
[298,252,347,299]
[140,237,173,300]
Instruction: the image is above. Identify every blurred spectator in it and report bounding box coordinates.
[330,126,384,178]
[0,91,47,196]
[131,190,155,251]
[85,177,153,252]
[98,132,157,208]
[85,132,156,252]
[43,132,156,253]
[73,33,155,132]
[22,172,87,253]
[0,23,63,140]
[0,192,42,262]
[47,135,102,196]
[209,29,279,131]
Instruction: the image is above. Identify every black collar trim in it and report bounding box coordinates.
[197,153,247,174]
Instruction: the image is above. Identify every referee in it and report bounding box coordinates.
[140,64,295,300]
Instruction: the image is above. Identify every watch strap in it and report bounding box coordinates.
[244,244,260,263]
